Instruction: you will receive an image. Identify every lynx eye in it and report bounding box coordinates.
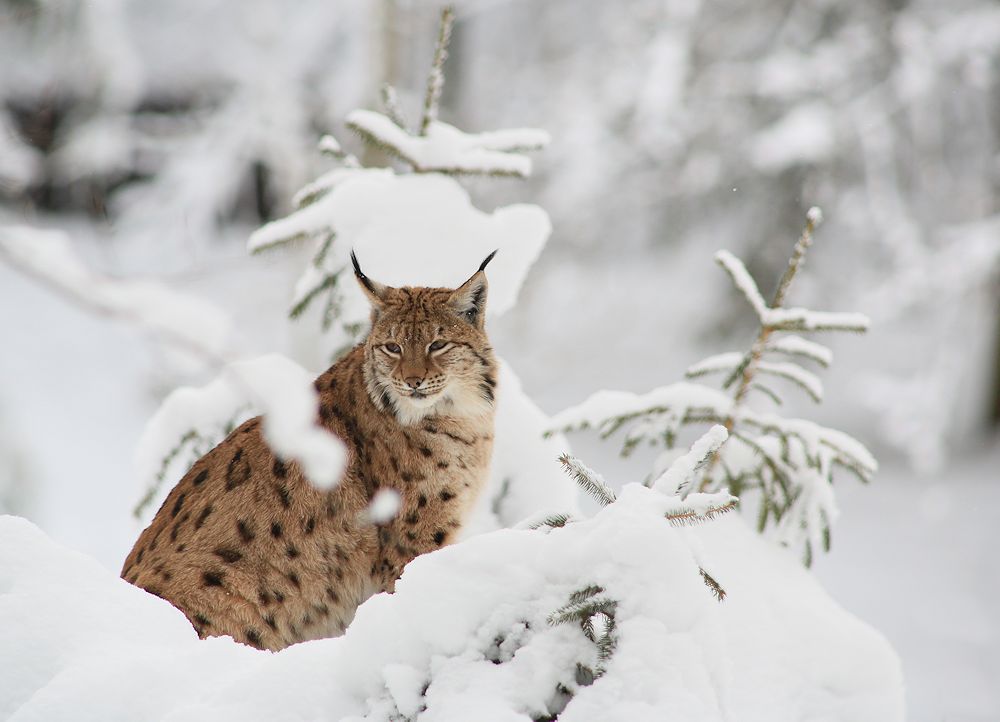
[428,340,448,352]
[383,343,402,355]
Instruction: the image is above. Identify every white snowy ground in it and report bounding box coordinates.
[813,450,1000,722]
[0,223,993,719]
[0,498,902,721]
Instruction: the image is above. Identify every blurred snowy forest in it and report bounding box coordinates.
[3,0,1000,473]
[1,1,999,719]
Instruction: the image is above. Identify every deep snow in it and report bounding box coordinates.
[0,235,988,721]
[1,494,902,721]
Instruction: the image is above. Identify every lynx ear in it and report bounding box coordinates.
[448,250,497,327]
[352,251,391,309]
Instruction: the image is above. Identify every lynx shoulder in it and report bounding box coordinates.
[121,253,499,651]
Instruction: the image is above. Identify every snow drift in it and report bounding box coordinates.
[0,491,902,721]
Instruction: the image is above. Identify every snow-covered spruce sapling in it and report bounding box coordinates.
[532,425,737,534]
[547,585,617,680]
[131,7,567,530]
[248,6,548,356]
[132,418,244,520]
[541,426,737,680]
[547,209,875,565]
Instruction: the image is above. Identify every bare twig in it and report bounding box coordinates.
[0,239,230,368]
[701,209,823,489]
[420,6,455,136]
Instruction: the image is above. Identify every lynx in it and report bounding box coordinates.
[121,252,499,651]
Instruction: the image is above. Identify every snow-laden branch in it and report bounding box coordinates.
[0,226,347,512]
[379,84,408,131]
[420,5,455,136]
[764,335,832,366]
[748,383,783,406]
[318,134,343,156]
[773,466,838,562]
[714,250,769,318]
[740,410,878,482]
[250,170,550,361]
[662,492,739,526]
[558,453,616,506]
[347,110,550,178]
[685,351,744,379]
[764,307,870,333]
[755,361,824,402]
[546,383,733,438]
[617,478,737,529]
[132,375,250,519]
[133,354,347,520]
[0,225,234,361]
[652,425,729,497]
[248,167,391,254]
[714,250,869,333]
[291,166,365,210]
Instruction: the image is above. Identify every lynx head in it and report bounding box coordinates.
[353,251,499,425]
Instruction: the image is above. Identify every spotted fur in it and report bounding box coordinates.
[121,256,498,651]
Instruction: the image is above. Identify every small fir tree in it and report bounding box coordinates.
[548,209,875,565]
[248,5,548,359]
[540,425,737,684]
[130,7,571,527]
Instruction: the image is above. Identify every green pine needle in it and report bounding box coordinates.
[699,567,727,602]
[133,429,200,519]
[289,274,337,320]
[750,383,783,406]
[558,454,616,506]
[527,514,574,530]
[665,499,738,526]
[548,586,618,679]
[312,231,336,268]
[250,230,309,255]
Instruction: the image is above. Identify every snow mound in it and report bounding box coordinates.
[1,496,902,721]
[346,110,549,177]
[249,171,550,319]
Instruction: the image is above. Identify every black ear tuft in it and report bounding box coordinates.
[478,250,498,273]
[448,259,490,327]
[351,250,376,295]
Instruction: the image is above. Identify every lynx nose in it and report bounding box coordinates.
[404,376,424,390]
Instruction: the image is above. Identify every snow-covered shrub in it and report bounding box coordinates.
[549,209,875,565]
[247,6,548,358]
[131,7,576,527]
[537,426,738,681]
